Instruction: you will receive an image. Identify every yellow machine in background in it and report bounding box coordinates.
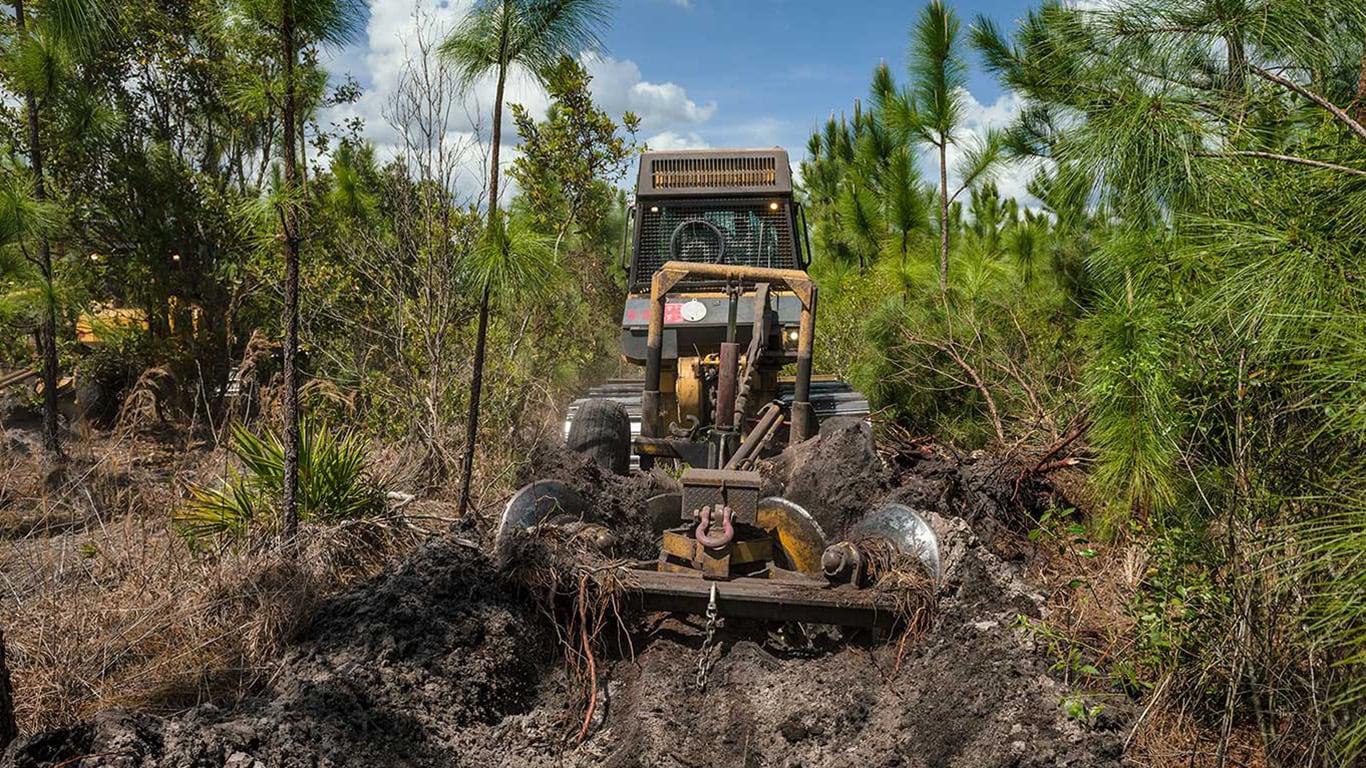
[3,301,200,423]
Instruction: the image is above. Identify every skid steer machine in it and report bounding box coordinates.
[500,149,938,629]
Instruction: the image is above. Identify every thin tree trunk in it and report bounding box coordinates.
[938,139,950,294]
[0,622,15,751]
[1356,32,1366,124]
[280,10,302,541]
[299,115,309,197]
[456,64,507,520]
[457,285,491,518]
[14,0,61,458]
[488,68,507,215]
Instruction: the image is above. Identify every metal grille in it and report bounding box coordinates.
[635,202,796,284]
[651,156,778,190]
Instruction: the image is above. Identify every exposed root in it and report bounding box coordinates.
[500,525,639,743]
[857,538,937,671]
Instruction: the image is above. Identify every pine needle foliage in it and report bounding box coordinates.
[977,0,1366,761]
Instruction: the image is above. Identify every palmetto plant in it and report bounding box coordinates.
[440,0,613,519]
[179,419,383,541]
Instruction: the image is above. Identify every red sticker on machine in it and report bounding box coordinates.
[626,304,687,324]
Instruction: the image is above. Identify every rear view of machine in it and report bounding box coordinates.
[502,148,938,631]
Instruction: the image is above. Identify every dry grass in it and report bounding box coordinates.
[6,520,309,730]
[114,367,179,433]
[1020,522,1290,766]
[0,429,434,735]
[863,541,937,668]
[1126,697,1270,768]
[1024,524,1147,680]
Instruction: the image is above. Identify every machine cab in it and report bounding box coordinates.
[619,149,812,365]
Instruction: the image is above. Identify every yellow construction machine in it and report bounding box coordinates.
[499,149,937,629]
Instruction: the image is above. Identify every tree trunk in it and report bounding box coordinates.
[14,0,61,459]
[487,68,506,214]
[456,285,491,518]
[280,10,302,541]
[0,622,14,751]
[455,65,507,520]
[1356,32,1366,124]
[938,139,950,294]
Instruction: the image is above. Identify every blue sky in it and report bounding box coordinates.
[321,0,1044,202]
[598,0,1035,152]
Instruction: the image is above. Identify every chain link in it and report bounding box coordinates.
[694,583,720,691]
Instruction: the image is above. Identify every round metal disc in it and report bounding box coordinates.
[755,497,828,577]
[847,504,940,581]
[645,492,683,534]
[497,480,591,549]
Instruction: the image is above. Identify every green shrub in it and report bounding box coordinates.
[178,419,384,541]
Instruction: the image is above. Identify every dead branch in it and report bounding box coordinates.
[1249,65,1366,145]
[1012,418,1092,503]
[902,330,1007,443]
[1194,150,1366,177]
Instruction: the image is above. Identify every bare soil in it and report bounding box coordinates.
[2,421,1130,767]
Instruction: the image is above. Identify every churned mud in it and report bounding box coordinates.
[4,422,1128,767]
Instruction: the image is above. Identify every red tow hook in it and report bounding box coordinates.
[694,505,735,549]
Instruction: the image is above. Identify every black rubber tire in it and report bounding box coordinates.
[567,398,631,476]
[73,378,108,425]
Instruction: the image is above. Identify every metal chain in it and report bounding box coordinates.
[694,583,720,691]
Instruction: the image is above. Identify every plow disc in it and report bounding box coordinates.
[498,478,940,630]
[845,504,941,581]
[499,480,591,535]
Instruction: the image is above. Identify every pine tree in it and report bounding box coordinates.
[441,0,613,519]
[231,0,364,541]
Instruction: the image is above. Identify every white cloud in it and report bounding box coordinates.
[931,88,1045,208]
[316,1,721,205]
[723,117,796,148]
[671,0,693,7]
[957,88,1023,134]
[644,131,710,151]
[582,55,716,134]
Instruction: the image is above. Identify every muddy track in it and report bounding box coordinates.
[3,422,1129,767]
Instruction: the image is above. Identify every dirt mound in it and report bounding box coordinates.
[883,446,1071,561]
[516,442,679,558]
[759,417,890,538]
[561,513,1127,767]
[5,538,548,767]
[4,441,1125,768]
[759,420,1065,560]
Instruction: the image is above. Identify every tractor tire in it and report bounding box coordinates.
[566,398,631,476]
[73,379,107,426]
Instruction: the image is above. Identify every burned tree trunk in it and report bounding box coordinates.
[0,623,17,751]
